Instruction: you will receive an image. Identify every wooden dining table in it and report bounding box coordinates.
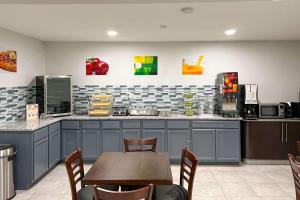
[82,152,173,186]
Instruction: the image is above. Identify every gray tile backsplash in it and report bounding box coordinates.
[0,84,217,124]
[0,86,36,124]
[73,85,217,114]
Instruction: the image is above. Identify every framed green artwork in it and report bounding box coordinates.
[134,56,158,75]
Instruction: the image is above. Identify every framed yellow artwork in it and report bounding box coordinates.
[182,56,204,75]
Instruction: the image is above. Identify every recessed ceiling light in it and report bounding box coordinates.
[107,30,118,37]
[224,29,237,36]
[181,7,194,14]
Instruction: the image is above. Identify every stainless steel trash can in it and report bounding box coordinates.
[0,144,17,200]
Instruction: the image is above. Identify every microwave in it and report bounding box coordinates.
[259,103,285,119]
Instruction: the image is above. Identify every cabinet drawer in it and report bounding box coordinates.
[167,120,190,129]
[102,121,121,129]
[34,127,49,142]
[143,120,165,129]
[49,122,60,134]
[192,121,240,129]
[123,120,141,129]
[81,121,100,129]
[61,120,80,130]
[34,136,49,180]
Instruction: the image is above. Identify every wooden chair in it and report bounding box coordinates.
[94,184,153,200]
[65,149,119,200]
[153,147,198,200]
[124,137,157,152]
[288,154,300,200]
[297,141,300,155]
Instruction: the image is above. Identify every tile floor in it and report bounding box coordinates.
[15,163,295,200]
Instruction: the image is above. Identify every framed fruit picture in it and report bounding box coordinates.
[0,50,17,72]
[134,56,158,75]
[86,57,109,75]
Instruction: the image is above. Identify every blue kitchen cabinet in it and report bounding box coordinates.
[81,120,100,129]
[142,129,165,152]
[61,130,81,158]
[102,129,120,152]
[61,120,80,129]
[191,120,241,163]
[101,120,121,152]
[48,130,61,168]
[49,122,61,168]
[81,120,100,160]
[142,120,165,152]
[167,120,190,161]
[0,133,34,189]
[123,120,141,129]
[216,129,240,162]
[81,129,100,160]
[0,118,242,190]
[122,129,141,140]
[192,129,216,161]
[61,120,81,158]
[167,130,189,160]
[34,136,49,180]
[33,127,49,181]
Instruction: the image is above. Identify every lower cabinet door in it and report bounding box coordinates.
[82,130,100,160]
[286,122,300,156]
[142,129,165,152]
[49,131,61,168]
[102,130,120,152]
[216,129,240,162]
[34,137,49,180]
[62,130,80,158]
[192,129,215,161]
[121,129,141,151]
[167,130,189,160]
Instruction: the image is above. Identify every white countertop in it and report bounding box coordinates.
[0,114,242,132]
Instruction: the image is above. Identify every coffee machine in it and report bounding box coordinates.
[238,84,259,119]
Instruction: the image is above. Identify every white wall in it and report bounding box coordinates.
[45,41,300,102]
[0,27,45,87]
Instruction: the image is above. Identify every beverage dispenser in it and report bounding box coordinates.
[216,72,239,117]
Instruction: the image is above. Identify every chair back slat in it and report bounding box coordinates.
[124,138,157,152]
[297,141,300,155]
[180,147,198,200]
[73,169,81,177]
[65,148,85,200]
[183,160,193,169]
[182,167,191,176]
[72,161,81,171]
[94,184,153,200]
[288,154,300,200]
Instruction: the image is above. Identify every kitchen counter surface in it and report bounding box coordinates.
[0,114,242,132]
[243,118,300,122]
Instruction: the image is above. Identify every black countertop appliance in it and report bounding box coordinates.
[291,102,300,118]
[238,84,259,119]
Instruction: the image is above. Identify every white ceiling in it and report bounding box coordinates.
[0,0,299,41]
[0,0,275,3]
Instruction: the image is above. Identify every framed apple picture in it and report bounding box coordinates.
[86,57,109,75]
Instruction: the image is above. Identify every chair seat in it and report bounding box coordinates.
[100,184,119,191]
[77,186,95,200]
[77,185,119,200]
[153,184,187,200]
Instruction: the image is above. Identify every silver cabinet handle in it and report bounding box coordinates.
[286,123,288,143]
[281,123,284,143]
